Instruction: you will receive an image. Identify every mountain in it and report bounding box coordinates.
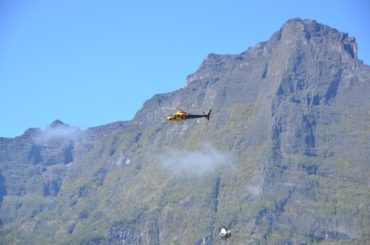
[1,18,370,244]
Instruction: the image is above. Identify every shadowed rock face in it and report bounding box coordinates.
[1,19,370,244]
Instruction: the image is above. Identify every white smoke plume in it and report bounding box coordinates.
[158,143,232,176]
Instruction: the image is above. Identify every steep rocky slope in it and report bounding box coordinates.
[1,18,370,244]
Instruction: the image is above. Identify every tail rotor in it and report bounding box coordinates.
[206,109,212,120]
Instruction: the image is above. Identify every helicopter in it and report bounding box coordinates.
[166,109,212,122]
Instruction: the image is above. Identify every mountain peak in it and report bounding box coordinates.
[185,18,358,87]
[278,18,322,39]
[279,18,333,35]
[276,18,357,58]
[49,119,67,128]
[282,18,319,29]
[21,127,42,138]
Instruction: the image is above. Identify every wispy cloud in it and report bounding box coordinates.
[247,175,263,197]
[158,143,232,176]
[248,184,262,197]
[34,123,81,145]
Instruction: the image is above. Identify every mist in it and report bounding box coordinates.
[34,124,81,145]
[158,143,232,176]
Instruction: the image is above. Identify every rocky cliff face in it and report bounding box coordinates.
[1,18,370,244]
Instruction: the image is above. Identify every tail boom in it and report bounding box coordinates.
[185,109,212,120]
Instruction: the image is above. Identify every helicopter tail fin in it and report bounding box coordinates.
[206,109,212,120]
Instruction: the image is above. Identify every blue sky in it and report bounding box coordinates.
[0,0,369,137]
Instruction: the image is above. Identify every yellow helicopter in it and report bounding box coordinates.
[166,109,212,122]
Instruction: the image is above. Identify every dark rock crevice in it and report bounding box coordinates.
[0,171,7,203]
[324,69,342,104]
[27,145,43,164]
[262,63,268,79]
[42,178,62,197]
[212,177,221,213]
[252,188,295,239]
[209,176,221,244]
[0,171,6,227]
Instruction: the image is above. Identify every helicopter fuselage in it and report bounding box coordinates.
[166,109,212,122]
